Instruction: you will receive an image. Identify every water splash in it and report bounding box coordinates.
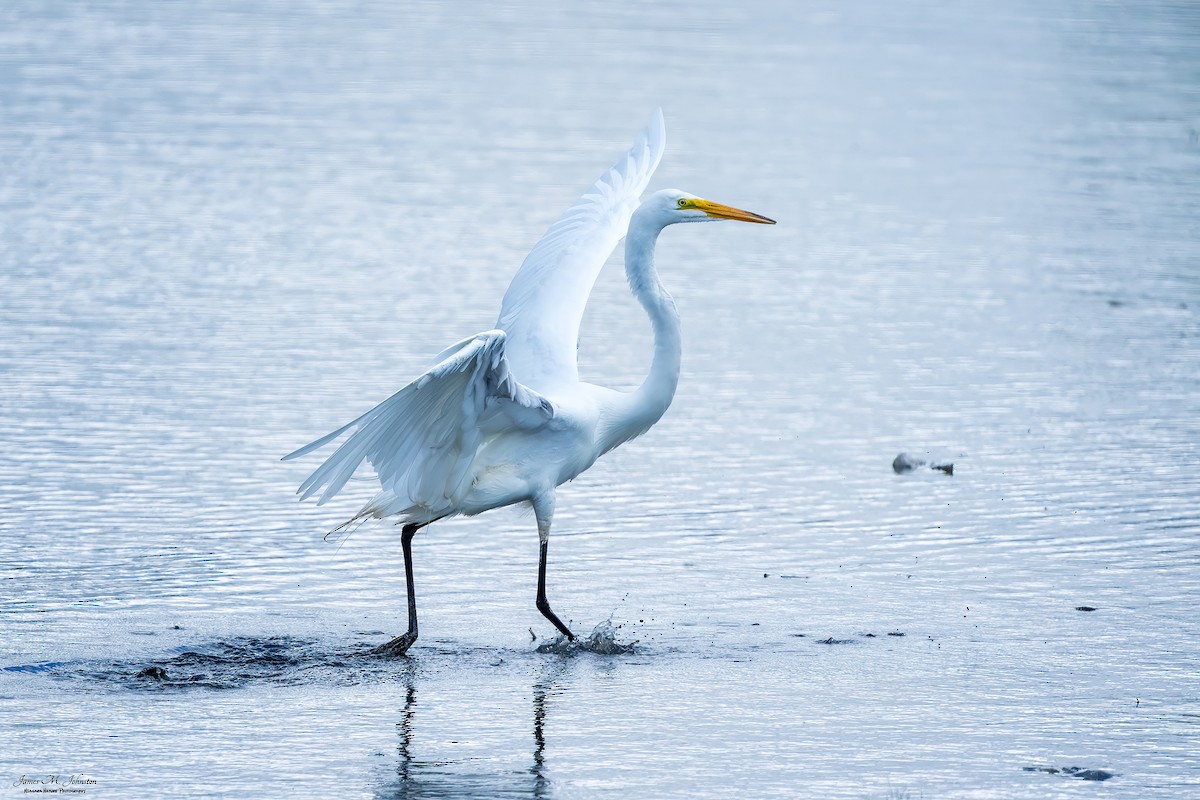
[535,620,636,655]
[66,636,386,691]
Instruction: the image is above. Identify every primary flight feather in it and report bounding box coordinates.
[284,110,774,655]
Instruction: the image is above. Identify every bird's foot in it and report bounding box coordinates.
[373,631,417,658]
[549,620,575,641]
[536,598,575,641]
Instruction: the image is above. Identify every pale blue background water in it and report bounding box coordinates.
[2,2,1198,798]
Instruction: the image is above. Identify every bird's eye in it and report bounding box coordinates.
[677,198,687,208]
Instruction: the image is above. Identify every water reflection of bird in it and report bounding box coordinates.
[284,110,774,654]
[384,658,565,799]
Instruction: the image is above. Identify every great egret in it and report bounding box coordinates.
[284,110,774,655]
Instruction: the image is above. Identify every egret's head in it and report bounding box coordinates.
[643,188,776,227]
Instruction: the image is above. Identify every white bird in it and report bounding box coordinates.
[284,110,774,655]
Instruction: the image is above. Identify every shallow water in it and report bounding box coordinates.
[2,1,1198,797]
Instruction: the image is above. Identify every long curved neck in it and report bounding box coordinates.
[599,210,681,454]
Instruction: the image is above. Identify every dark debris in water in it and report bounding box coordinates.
[892,452,954,476]
[1024,766,1115,782]
[135,666,167,681]
[808,632,907,644]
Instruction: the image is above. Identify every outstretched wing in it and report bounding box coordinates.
[283,330,553,508]
[496,108,666,389]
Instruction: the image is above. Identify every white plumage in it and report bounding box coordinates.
[284,331,552,515]
[285,110,773,651]
[498,108,666,388]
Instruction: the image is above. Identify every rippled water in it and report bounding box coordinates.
[2,2,1198,798]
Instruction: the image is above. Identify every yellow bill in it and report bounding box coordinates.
[690,198,776,224]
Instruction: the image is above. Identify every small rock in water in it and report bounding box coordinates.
[1023,765,1115,782]
[892,453,926,473]
[1066,768,1115,781]
[893,452,953,475]
[135,666,167,681]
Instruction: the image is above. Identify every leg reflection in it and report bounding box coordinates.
[382,659,575,799]
[531,660,569,799]
[396,662,417,792]
[532,680,548,798]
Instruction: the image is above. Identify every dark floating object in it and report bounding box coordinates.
[1069,769,1116,781]
[1024,766,1115,782]
[815,637,854,645]
[135,666,167,681]
[887,631,906,637]
[1075,606,1098,612]
[892,453,953,475]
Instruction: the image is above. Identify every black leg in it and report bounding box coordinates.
[375,523,422,657]
[536,539,575,640]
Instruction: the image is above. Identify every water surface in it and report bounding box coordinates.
[2,2,1198,797]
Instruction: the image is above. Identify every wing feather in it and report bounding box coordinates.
[284,330,553,510]
[496,109,666,388]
